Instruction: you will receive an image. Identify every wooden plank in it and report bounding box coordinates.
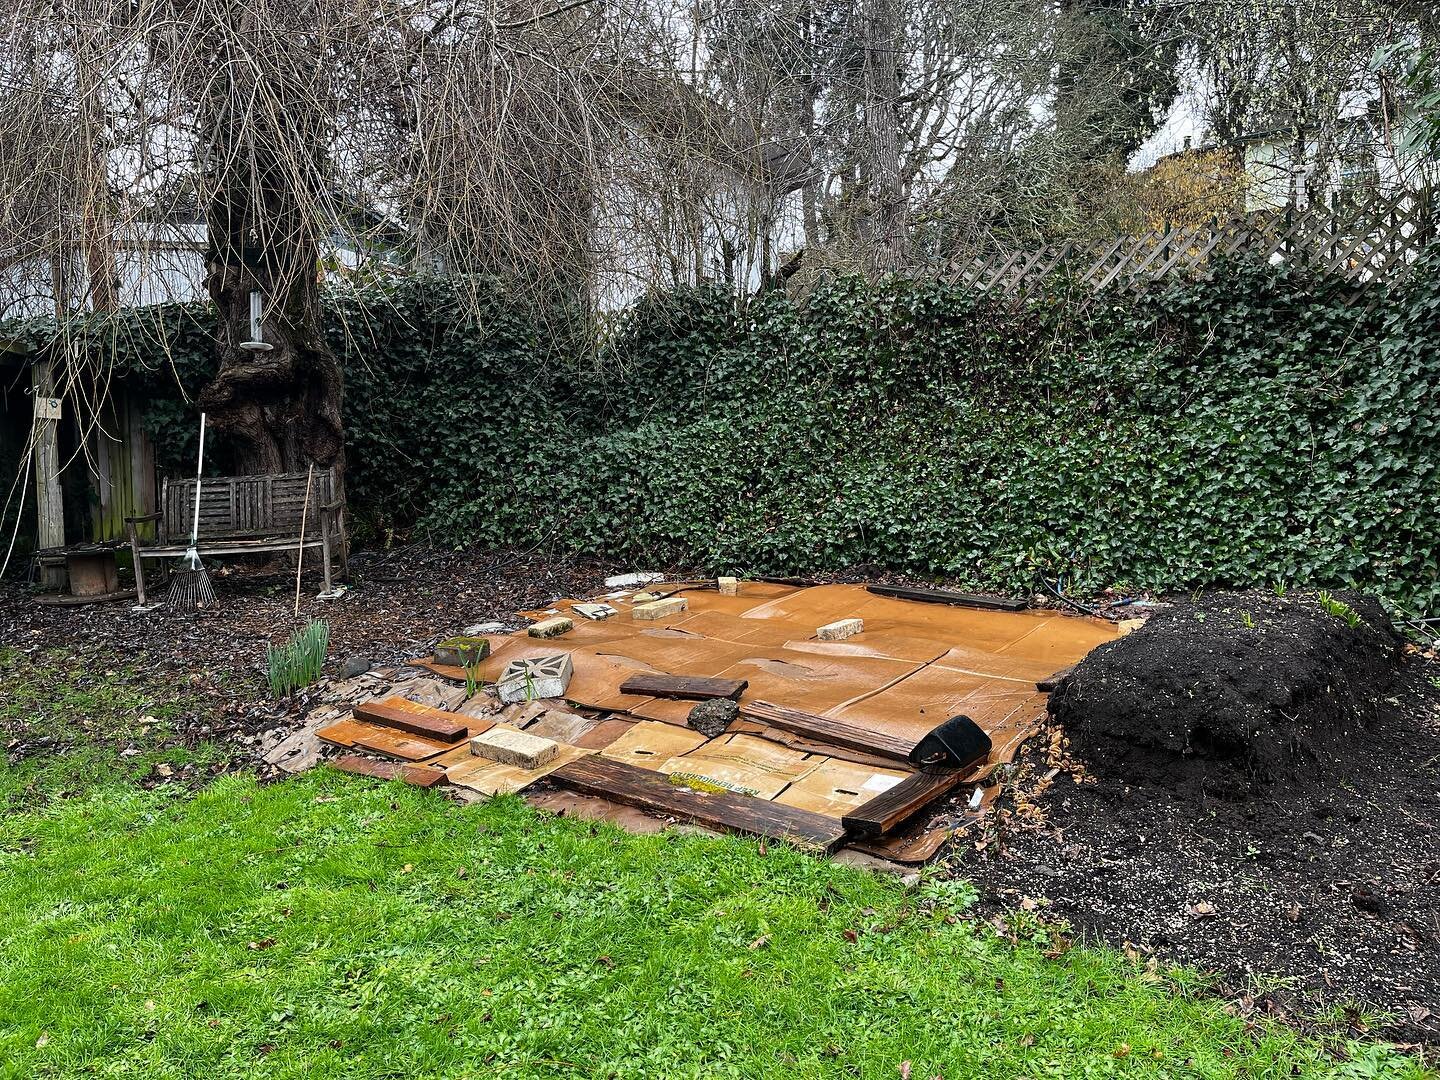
[865,583,1028,612]
[841,769,969,838]
[331,753,447,788]
[618,674,748,701]
[354,697,473,742]
[549,755,848,853]
[739,700,916,762]
[352,729,456,762]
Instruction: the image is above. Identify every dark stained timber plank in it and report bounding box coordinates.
[332,753,447,788]
[841,770,969,838]
[354,698,470,742]
[865,584,1028,612]
[618,674,749,701]
[740,700,916,762]
[550,756,848,853]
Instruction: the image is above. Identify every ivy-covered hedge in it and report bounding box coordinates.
[5,259,1437,611]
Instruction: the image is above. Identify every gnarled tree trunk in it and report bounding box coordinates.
[196,31,344,491]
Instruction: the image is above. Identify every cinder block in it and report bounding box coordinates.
[434,635,491,667]
[470,727,559,770]
[717,576,739,596]
[632,597,688,621]
[528,616,574,639]
[572,603,617,620]
[497,654,573,703]
[817,617,864,641]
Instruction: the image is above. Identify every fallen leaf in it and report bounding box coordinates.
[843,929,858,943]
[35,1032,48,1048]
[899,1062,912,1080]
[748,935,770,950]
[401,864,414,874]
[1187,901,1217,917]
[456,866,467,878]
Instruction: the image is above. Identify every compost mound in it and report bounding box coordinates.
[1050,591,1402,795]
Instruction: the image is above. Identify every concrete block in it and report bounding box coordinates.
[717,576,739,596]
[528,616,574,639]
[817,617,864,641]
[497,654,573,703]
[632,597,688,621]
[470,727,559,769]
[434,635,491,667]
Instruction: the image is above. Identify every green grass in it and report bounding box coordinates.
[0,646,225,808]
[0,770,1430,1079]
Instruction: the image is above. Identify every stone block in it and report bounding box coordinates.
[434,635,492,667]
[469,727,559,770]
[496,654,574,703]
[717,576,739,596]
[632,597,688,621]
[817,617,864,641]
[528,616,574,639]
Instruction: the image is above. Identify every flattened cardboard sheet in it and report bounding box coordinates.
[773,759,910,816]
[660,733,824,799]
[598,720,707,767]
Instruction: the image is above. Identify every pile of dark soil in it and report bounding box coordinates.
[1050,590,1402,795]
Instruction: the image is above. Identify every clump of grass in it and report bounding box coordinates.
[266,620,330,697]
[1317,590,1363,629]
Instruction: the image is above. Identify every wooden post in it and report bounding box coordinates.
[30,360,64,585]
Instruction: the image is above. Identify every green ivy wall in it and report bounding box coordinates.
[4,258,1437,611]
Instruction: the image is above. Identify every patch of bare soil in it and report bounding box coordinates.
[960,591,1440,1049]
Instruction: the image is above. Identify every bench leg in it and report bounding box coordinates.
[128,528,147,606]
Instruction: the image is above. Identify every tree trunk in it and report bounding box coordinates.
[199,242,344,483]
[196,48,344,489]
[862,0,904,273]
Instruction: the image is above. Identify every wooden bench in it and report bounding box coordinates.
[126,469,344,605]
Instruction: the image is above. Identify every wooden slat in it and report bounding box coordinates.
[332,753,447,788]
[740,700,916,762]
[550,755,849,852]
[618,674,748,701]
[353,696,474,742]
[865,583,1028,612]
[841,769,969,838]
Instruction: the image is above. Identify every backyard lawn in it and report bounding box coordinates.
[0,766,1428,1079]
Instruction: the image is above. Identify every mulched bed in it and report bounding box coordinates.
[4,553,1438,1048]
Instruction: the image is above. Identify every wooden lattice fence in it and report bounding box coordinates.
[948,188,1439,300]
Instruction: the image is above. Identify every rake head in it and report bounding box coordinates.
[166,548,216,609]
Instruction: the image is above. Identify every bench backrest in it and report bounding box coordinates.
[160,469,337,543]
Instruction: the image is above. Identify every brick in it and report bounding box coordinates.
[817,617,864,641]
[528,616,574,639]
[470,727,559,770]
[632,597,687,621]
[717,576,739,596]
[496,654,573,703]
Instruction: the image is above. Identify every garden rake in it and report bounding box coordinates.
[167,411,216,608]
